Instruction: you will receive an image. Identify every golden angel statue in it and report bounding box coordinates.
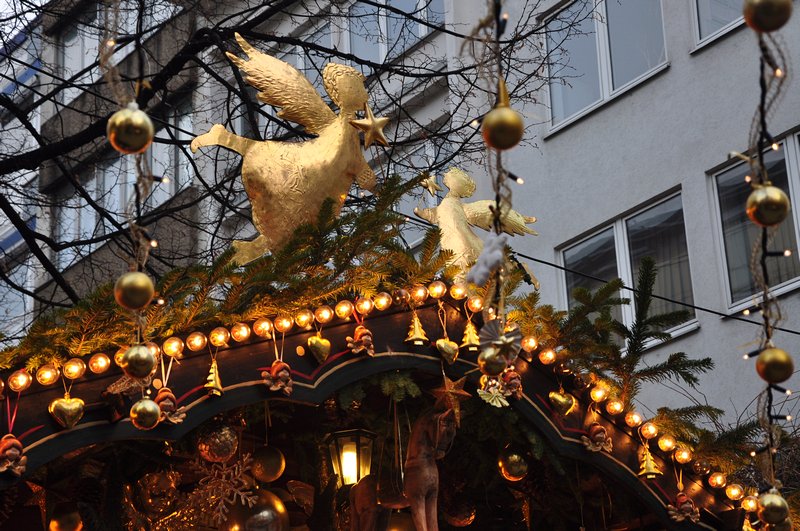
[191,33,387,264]
[414,168,537,275]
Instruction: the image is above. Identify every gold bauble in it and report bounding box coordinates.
[746,185,790,227]
[770,519,794,531]
[117,344,156,379]
[107,104,155,154]
[759,491,791,524]
[251,446,286,483]
[220,489,289,531]
[386,511,416,531]
[114,272,155,311]
[498,445,529,481]
[197,426,238,463]
[130,398,161,430]
[744,0,793,33]
[48,510,83,531]
[477,346,508,376]
[482,79,524,150]
[756,347,794,384]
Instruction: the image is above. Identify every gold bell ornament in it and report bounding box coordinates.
[744,0,793,33]
[482,79,524,150]
[405,312,429,346]
[107,101,155,155]
[638,445,663,480]
[114,271,155,311]
[459,321,480,352]
[746,184,791,227]
[204,358,223,397]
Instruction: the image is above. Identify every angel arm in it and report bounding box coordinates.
[414,206,438,226]
[226,33,336,135]
[463,200,538,236]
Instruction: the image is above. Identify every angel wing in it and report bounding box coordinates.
[226,33,336,135]
[462,200,538,236]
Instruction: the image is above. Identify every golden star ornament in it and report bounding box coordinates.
[349,104,390,148]
[421,175,443,197]
[431,375,471,427]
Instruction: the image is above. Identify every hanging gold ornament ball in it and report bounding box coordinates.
[756,347,794,384]
[130,398,161,430]
[746,185,791,227]
[114,271,155,311]
[197,425,239,463]
[770,519,794,531]
[251,446,286,483]
[477,346,508,376]
[482,79,524,150]
[498,445,529,482]
[107,102,155,155]
[117,344,157,379]
[386,511,416,531]
[759,490,791,525]
[220,489,289,531]
[744,0,793,33]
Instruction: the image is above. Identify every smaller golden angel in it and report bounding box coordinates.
[414,168,537,275]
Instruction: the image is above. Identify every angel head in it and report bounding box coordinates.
[323,63,368,112]
[443,168,477,199]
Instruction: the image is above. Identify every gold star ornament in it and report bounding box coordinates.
[350,104,390,148]
[420,175,443,197]
[431,375,471,427]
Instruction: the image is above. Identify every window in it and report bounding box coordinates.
[561,194,695,329]
[713,145,800,305]
[546,0,666,126]
[147,98,193,208]
[695,0,743,43]
[300,24,332,91]
[58,7,99,103]
[346,0,444,72]
[0,221,35,344]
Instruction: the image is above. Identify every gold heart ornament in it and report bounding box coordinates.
[49,394,85,429]
[548,390,577,417]
[436,338,460,365]
[308,335,331,364]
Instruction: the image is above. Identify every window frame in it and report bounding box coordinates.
[690,0,745,51]
[709,135,800,312]
[57,4,99,105]
[544,0,669,133]
[558,191,699,338]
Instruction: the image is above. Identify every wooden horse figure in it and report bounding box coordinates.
[349,474,384,531]
[403,408,457,531]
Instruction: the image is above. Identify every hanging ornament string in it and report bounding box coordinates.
[5,392,21,435]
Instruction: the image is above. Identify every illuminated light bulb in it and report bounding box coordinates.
[449,284,467,300]
[775,68,784,78]
[538,348,556,365]
[771,143,780,151]
[295,309,314,328]
[253,318,273,338]
[314,305,334,324]
[657,435,676,452]
[605,399,624,415]
[63,358,87,380]
[640,421,658,440]
[521,336,538,353]
[428,281,447,299]
[589,384,609,403]
[150,239,159,248]
[466,295,483,313]
[784,249,792,257]
[745,174,752,183]
[335,300,355,319]
[89,353,111,373]
[145,341,161,357]
[470,119,480,129]
[36,364,60,386]
[411,285,428,304]
[743,309,751,316]
[742,495,758,512]
[674,446,693,464]
[8,369,32,392]
[162,337,185,358]
[274,315,293,334]
[708,472,727,489]
[186,331,207,352]
[230,322,251,343]
[156,297,166,305]
[625,411,643,428]
[341,441,359,485]
[208,327,230,347]
[373,292,392,311]
[725,483,744,501]
[106,39,116,47]
[355,297,374,315]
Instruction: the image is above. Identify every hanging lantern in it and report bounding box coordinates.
[324,429,376,487]
[36,364,60,386]
[209,327,231,347]
[89,353,111,374]
[230,322,251,343]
